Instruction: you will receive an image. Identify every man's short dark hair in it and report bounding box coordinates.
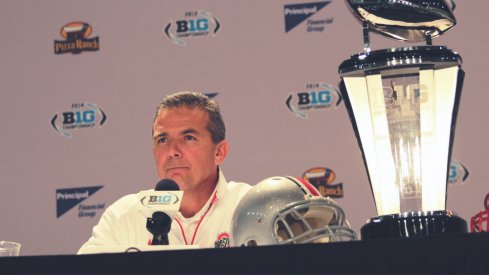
[153,91,226,144]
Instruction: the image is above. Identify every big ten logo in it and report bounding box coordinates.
[164,10,220,46]
[176,11,209,33]
[380,82,426,107]
[62,103,95,125]
[297,92,331,106]
[285,82,341,119]
[297,83,332,107]
[370,82,425,117]
[448,162,457,182]
[448,159,469,185]
[148,195,172,204]
[51,102,107,137]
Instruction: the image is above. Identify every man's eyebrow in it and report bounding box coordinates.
[153,129,200,139]
[181,128,200,135]
[153,132,167,140]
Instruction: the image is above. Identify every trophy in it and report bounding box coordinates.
[338,0,467,239]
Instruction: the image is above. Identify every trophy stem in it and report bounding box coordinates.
[425,32,433,46]
[362,21,370,52]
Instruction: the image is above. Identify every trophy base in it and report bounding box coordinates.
[361,210,467,240]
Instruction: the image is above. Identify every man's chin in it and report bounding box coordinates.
[163,175,188,190]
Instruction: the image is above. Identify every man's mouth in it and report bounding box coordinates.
[165,166,190,172]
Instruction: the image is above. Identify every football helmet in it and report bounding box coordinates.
[232,176,356,246]
[470,193,489,232]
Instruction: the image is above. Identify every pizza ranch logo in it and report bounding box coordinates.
[54,22,100,54]
[302,167,344,198]
[214,232,230,248]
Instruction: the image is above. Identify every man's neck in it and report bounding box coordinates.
[179,176,218,218]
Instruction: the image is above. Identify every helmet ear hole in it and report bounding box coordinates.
[246,240,257,246]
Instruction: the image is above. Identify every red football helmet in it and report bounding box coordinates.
[470,193,489,232]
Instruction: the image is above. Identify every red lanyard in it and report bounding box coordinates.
[174,191,218,245]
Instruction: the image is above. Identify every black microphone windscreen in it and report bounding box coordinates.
[155,179,180,191]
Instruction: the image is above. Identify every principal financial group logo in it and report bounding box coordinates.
[204,92,219,99]
[164,11,220,46]
[51,102,107,138]
[286,82,342,118]
[54,22,100,54]
[303,167,344,198]
[56,186,104,218]
[284,1,333,33]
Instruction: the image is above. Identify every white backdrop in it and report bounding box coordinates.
[1,0,488,255]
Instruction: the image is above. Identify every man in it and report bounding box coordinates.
[78,91,250,253]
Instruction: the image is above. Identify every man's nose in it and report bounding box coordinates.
[167,141,182,159]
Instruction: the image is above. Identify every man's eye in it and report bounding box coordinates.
[157,137,168,144]
[184,135,196,141]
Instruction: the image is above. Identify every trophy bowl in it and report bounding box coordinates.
[345,0,456,42]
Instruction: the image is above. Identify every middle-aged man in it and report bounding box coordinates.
[78,91,250,253]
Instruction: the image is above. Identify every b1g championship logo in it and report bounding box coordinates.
[448,159,470,185]
[54,22,100,54]
[51,102,107,138]
[284,1,333,33]
[303,167,344,198]
[285,82,342,118]
[164,11,221,46]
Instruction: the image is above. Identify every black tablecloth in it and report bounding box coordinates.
[1,232,487,275]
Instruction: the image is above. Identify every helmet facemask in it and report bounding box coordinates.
[274,199,356,244]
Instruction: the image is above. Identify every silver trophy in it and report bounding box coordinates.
[338,0,467,240]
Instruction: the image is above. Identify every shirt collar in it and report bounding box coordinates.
[215,167,227,201]
[177,167,227,221]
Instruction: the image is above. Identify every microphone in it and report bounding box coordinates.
[144,179,181,245]
[155,178,180,192]
[146,211,172,245]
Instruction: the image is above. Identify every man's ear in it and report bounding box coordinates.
[214,140,229,165]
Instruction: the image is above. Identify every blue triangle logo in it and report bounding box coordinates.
[56,186,103,218]
[284,1,331,33]
[204,92,219,99]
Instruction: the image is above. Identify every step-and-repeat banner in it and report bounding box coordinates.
[1,1,488,255]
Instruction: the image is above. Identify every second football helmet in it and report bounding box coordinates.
[232,176,356,246]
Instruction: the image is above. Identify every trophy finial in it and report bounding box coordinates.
[346,0,456,43]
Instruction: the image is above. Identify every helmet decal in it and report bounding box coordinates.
[288,176,321,196]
